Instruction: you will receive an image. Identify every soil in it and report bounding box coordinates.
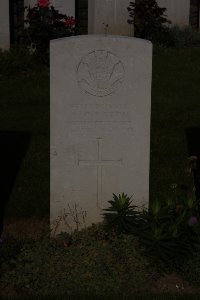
[2,218,200,296]
[151,272,200,295]
[3,217,49,240]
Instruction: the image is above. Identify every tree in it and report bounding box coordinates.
[127,0,172,44]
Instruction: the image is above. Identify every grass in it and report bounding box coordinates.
[0,46,200,299]
[1,221,200,299]
[0,46,200,217]
[1,295,200,300]
[150,46,200,201]
[0,226,152,298]
[0,47,49,218]
[1,222,199,299]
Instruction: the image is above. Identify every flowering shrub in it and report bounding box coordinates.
[38,0,49,8]
[103,189,200,267]
[22,0,76,63]
[188,216,199,226]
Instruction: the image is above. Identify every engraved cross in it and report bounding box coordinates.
[78,138,122,207]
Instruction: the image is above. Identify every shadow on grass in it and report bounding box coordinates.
[0,131,31,237]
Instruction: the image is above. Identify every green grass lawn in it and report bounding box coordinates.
[0,45,200,299]
[1,46,200,218]
[0,48,50,218]
[150,47,200,201]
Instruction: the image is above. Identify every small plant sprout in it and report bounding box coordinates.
[102,23,109,35]
[51,204,87,237]
[102,193,140,234]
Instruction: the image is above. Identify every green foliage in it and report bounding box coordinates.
[127,0,173,45]
[0,238,23,264]
[0,225,151,299]
[0,48,49,218]
[178,243,200,286]
[21,3,76,64]
[138,195,200,267]
[170,26,200,48]
[103,191,200,267]
[1,46,200,298]
[102,193,140,234]
[0,46,44,78]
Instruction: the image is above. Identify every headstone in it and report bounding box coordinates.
[190,0,200,29]
[88,0,133,36]
[52,0,75,16]
[0,0,10,50]
[157,0,190,27]
[50,35,152,235]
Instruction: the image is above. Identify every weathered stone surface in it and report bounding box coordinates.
[50,35,152,235]
[88,0,133,36]
[0,0,10,50]
[157,0,190,26]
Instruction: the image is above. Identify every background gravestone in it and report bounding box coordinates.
[50,35,152,235]
[157,0,190,27]
[88,0,133,36]
[0,0,10,50]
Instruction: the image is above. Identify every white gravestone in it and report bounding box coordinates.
[0,0,10,50]
[157,0,190,27]
[50,35,152,235]
[88,0,133,36]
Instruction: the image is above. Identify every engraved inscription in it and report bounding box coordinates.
[77,50,125,97]
[78,138,122,207]
[70,111,130,122]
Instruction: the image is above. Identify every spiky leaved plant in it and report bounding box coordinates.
[102,193,140,234]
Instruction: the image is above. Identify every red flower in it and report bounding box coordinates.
[64,17,76,27]
[37,0,50,8]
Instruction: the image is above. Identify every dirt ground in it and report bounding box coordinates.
[151,272,200,295]
[2,218,200,296]
[3,217,50,240]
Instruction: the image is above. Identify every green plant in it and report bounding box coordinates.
[0,225,151,299]
[170,26,200,48]
[21,0,76,64]
[138,199,200,267]
[103,189,200,268]
[141,183,200,264]
[178,243,200,287]
[127,0,173,45]
[102,193,140,234]
[51,203,87,237]
[0,46,44,78]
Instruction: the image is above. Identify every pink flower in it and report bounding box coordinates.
[188,216,198,226]
[37,0,49,8]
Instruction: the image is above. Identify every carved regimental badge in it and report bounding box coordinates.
[77,50,125,97]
